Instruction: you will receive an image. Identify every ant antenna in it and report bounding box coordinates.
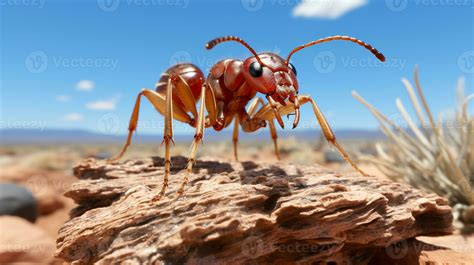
[206,36,267,66]
[286,35,385,63]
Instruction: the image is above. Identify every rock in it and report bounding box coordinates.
[34,186,65,215]
[0,183,38,222]
[0,216,56,264]
[36,198,76,238]
[55,156,454,264]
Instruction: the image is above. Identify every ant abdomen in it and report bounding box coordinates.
[156,63,205,106]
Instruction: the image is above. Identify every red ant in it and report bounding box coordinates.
[108,35,385,200]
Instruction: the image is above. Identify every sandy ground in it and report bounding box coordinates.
[0,138,471,263]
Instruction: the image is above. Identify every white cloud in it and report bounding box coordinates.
[86,95,120,111]
[56,95,71,102]
[292,0,368,19]
[76,80,95,91]
[62,113,84,122]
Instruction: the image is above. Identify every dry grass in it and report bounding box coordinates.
[353,67,474,232]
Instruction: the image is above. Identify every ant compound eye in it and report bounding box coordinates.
[249,62,263,78]
[289,63,297,76]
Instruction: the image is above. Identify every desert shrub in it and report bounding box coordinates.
[353,67,474,232]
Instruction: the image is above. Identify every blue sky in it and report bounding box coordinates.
[1,0,473,135]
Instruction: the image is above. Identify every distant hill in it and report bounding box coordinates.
[0,128,384,145]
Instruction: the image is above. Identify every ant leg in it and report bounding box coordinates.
[108,92,142,162]
[247,97,265,115]
[177,84,208,195]
[247,98,280,160]
[204,84,218,127]
[108,88,192,162]
[266,95,285,129]
[252,95,367,175]
[153,79,176,201]
[229,97,265,161]
[172,75,199,118]
[268,119,281,160]
[232,115,239,161]
[238,110,266,133]
[176,84,219,195]
[303,95,369,176]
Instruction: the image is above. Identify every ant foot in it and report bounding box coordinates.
[151,195,163,202]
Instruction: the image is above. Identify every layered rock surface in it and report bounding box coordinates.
[55,156,454,264]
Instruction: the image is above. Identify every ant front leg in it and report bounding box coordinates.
[232,115,239,161]
[237,109,267,133]
[267,120,281,160]
[252,95,368,176]
[247,97,281,160]
[300,95,369,177]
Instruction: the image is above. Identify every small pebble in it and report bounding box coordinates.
[0,183,38,222]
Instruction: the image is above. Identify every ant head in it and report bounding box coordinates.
[206,36,299,105]
[206,35,385,105]
[241,53,298,105]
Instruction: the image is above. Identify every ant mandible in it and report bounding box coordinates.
[108,35,385,200]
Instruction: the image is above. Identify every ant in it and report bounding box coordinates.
[108,35,385,200]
